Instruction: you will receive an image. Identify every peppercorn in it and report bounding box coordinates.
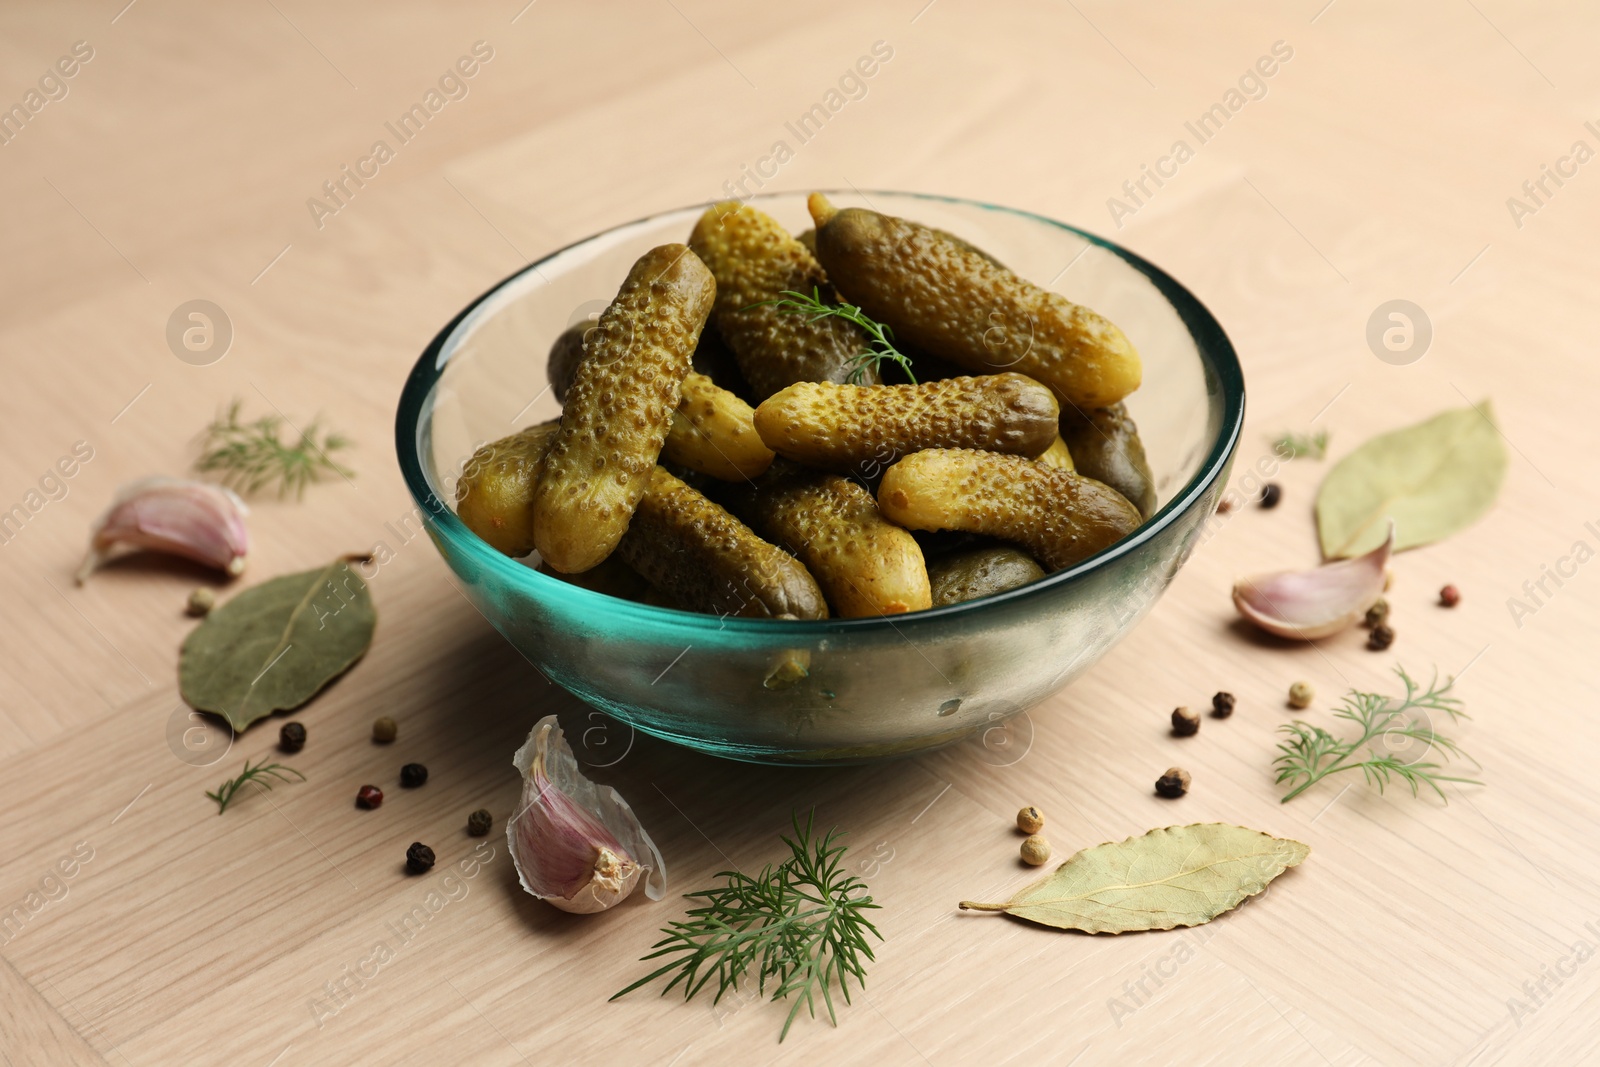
[467,809,493,837]
[1016,806,1044,834]
[1368,623,1395,651]
[400,762,428,788]
[1171,706,1201,736]
[185,587,215,617]
[1288,681,1314,709]
[1020,834,1051,866]
[1217,496,1235,514]
[1259,483,1282,509]
[1211,691,1236,718]
[1155,767,1191,798]
[356,784,383,809]
[372,716,398,743]
[1440,584,1461,607]
[278,721,306,753]
[405,842,435,874]
[1364,598,1389,628]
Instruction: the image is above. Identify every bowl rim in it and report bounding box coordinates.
[396,188,1244,633]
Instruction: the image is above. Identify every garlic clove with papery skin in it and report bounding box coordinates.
[1232,523,1393,640]
[507,715,665,914]
[76,477,249,584]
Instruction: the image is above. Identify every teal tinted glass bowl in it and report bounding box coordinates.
[396,191,1242,764]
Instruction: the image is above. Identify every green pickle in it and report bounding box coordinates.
[808,193,1141,409]
[689,201,878,400]
[752,373,1058,475]
[878,448,1141,571]
[618,467,828,620]
[533,244,715,573]
[927,545,1046,606]
[455,420,559,557]
[1058,401,1157,518]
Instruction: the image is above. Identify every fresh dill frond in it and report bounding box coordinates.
[753,288,917,385]
[1271,429,1330,460]
[205,757,306,814]
[195,399,354,498]
[612,811,882,1042]
[1274,666,1480,803]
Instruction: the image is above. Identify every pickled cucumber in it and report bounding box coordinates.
[877,448,1141,570]
[661,372,774,482]
[1058,401,1157,518]
[455,420,559,557]
[617,467,828,619]
[538,555,652,602]
[688,202,878,400]
[732,464,930,617]
[808,193,1141,409]
[533,244,715,573]
[927,545,1046,606]
[753,374,1058,476]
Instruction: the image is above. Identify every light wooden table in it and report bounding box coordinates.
[3,3,1596,1064]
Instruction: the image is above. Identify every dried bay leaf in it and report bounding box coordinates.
[959,824,1308,933]
[1315,403,1506,559]
[180,556,376,732]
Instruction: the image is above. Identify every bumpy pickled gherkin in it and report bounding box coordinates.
[617,467,827,619]
[731,464,930,617]
[1059,401,1157,518]
[688,202,878,400]
[927,545,1046,606]
[808,194,1141,409]
[455,420,559,557]
[877,448,1141,571]
[1036,435,1075,471]
[661,373,774,482]
[753,374,1058,476]
[538,556,652,602]
[546,320,590,405]
[533,244,715,573]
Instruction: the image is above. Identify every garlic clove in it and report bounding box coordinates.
[1232,522,1393,640]
[507,715,665,914]
[76,477,250,584]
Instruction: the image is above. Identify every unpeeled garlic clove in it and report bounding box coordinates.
[507,715,665,914]
[76,477,250,584]
[1232,523,1393,640]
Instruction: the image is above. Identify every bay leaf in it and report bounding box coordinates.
[180,556,376,732]
[959,824,1308,933]
[1315,403,1507,559]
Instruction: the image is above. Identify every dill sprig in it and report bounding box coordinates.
[755,288,917,385]
[205,757,306,814]
[1275,666,1480,803]
[195,399,354,498]
[1271,429,1330,460]
[612,811,881,1042]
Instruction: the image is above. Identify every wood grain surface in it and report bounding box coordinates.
[2,3,1597,1064]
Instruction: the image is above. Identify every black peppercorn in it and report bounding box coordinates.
[1368,624,1395,651]
[400,763,428,788]
[1170,706,1201,737]
[1259,483,1282,508]
[279,721,306,753]
[1211,691,1236,718]
[467,809,493,837]
[405,842,435,874]
[1155,767,1191,798]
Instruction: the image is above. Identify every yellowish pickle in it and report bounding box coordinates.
[1059,401,1157,518]
[1036,435,1075,471]
[927,545,1046,607]
[618,467,828,619]
[688,201,878,400]
[733,464,930,617]
[752,373,1058,475]
[877,448,1141,571]
[662,372,775,482]
[533,244,715,573]
[808,193,1141,409]
[455,420,560,557]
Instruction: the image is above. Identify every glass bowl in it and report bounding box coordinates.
[396,190,1242,764]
